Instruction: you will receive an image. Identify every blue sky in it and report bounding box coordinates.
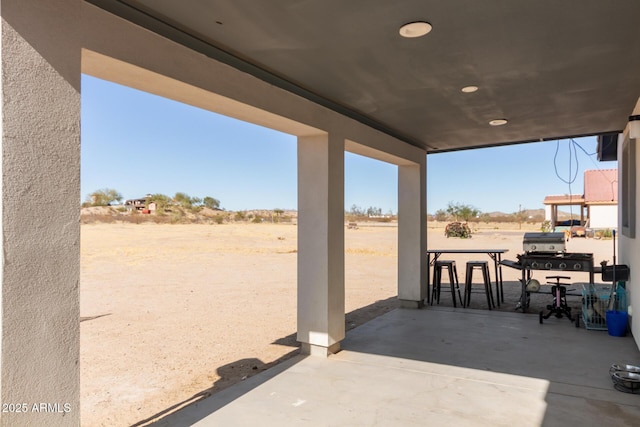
[81,75,616,214]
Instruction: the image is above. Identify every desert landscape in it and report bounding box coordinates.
[80,220,619,426]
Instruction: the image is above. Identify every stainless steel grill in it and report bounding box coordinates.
[517,252,594,273]
[522,232,566,253]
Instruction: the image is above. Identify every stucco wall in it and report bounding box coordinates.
[1,0,81,425]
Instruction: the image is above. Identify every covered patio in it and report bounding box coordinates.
[3,1,640,425]
[154,307,640,426]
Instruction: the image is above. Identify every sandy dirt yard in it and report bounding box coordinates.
[80,223,618,426]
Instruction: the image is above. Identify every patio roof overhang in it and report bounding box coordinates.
[543,195,585,206]
[87,0,640,153]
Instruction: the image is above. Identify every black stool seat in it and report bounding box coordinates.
[463,261,495,309]
[431,260,463,307]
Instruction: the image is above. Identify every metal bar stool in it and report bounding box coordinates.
[464,261,495,309]
[431,260,463,307]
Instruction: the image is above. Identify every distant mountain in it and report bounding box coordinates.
[484,209,542,217]
[483,208,578,219]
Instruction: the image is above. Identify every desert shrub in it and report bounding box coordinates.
[171,210,184,224]
[235,211,246,221]
[150,214,171,224]
[371,216,392,223]
[81,214,117,224]
[444,222,472,238]
[214,215,224,224]
[252,215,263,223]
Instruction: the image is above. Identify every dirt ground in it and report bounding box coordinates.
[80,222,618,426]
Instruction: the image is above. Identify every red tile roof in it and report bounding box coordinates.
[584,169,617,203]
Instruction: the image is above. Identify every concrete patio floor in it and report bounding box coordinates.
[152,307,640,426]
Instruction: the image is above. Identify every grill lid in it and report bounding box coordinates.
[523,232,566,243]
[523,232,566,253]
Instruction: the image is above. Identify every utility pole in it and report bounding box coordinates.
[518,204,522,230]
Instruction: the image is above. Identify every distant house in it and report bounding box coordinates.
[124,197,147,211]
[544,169,618,233]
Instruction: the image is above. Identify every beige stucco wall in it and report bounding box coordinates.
[1,0,81,425]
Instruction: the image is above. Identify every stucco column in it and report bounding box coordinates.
[1,1,80,425]
[297,133,345,356]
[397,159,427,307]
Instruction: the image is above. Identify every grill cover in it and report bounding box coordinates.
[523,232,566,253]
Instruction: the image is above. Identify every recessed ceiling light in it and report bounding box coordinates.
[489,119,508,126]
[399,21,433,38]
[461,86,478,93]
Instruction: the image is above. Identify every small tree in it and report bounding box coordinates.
[172,192,207,212]
[348,204,365,216]
[366,206,383,217]
[85,188,122,206]
[445,201,480,222]
[203,196,220,210]
[445,201,459,221]
[174,192,193,209]
[273,208,285,223]
[458,205,480,222]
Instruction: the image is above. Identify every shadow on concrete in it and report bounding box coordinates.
[271,296,400,348]
[142,306,640,426]
[432,278,584,315]
[135,354,301,427]
[136,296,400,426]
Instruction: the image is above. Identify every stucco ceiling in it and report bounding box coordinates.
[87,0,640,153]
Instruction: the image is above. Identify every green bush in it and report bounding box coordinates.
[444,222,472,238]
